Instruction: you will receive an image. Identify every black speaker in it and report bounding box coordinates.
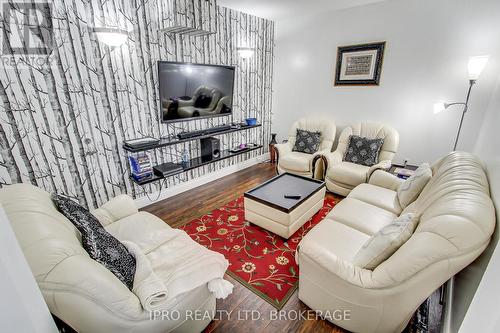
[200,137,220,161]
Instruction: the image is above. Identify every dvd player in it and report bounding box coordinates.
[153,162,184,177]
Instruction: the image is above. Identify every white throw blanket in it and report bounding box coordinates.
[120,228,233,311]
[123,241,169,311]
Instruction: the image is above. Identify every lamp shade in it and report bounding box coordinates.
[433,102,447,114]
[467,55,489,80]
[94,27,128,47]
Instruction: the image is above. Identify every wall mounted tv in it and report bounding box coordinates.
[158,61,235,123]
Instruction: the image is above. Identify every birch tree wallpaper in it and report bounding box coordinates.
[0,0,274,208]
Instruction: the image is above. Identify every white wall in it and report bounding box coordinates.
[452,69,500,333]
[0,207,58,333]
[272,0,500,165]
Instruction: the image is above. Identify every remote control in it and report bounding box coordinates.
[284,195,301,200]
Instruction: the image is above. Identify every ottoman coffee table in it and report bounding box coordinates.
[244,173,326,238]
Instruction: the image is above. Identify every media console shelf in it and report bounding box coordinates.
[122,124,261,153]
[130,145,262,185]
[125,123,263,185]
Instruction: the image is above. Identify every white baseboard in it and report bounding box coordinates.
[135,154,269,208]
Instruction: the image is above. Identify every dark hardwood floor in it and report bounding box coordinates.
[142,162,343,333]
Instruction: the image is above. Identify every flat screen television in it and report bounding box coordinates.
[158,61,235,123]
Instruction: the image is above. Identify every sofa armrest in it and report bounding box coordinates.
[92,195,139,226]
[299,242,374,288]
[367,160,392,178]
[322,150,343,170]
[369,170,404,191]
[274,142,292,165]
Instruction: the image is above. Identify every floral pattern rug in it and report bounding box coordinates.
[181,196,337,309]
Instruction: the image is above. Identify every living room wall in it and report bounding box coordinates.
[447,69,500,332]
[272,0,500,165]
[0,0,274,208]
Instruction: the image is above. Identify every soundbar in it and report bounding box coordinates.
[177,125,232,139]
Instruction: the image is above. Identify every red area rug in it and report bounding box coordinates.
[181,196,337,309]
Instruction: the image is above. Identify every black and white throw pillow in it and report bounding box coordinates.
[51,194,136,290]
[292,129,321,154]
[343,135,384,166]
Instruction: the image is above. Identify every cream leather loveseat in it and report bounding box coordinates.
[297,152,495,333]
[0,184,215,333]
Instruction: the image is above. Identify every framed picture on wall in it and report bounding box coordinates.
[334,41,386,86]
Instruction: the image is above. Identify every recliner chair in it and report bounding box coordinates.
[275,118,336,179]
[323,122,399,195]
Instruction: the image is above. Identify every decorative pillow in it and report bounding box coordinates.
[194,94,212,108]
[397,163,432,208]
[352,213,419,270]
[343,135,384,166]
[292,129,321,154]
[51,194,136,290]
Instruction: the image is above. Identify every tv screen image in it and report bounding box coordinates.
[158,61,235,123]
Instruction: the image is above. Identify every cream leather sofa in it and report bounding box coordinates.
[0,184,215,333]
[275,118,336,179]
[324,123,399,196]
[297,152,495,333]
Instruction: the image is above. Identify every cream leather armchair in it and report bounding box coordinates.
[275,118,336,179]
[297,151,495,333]
[324,123,399,196]
[0,184,215,333]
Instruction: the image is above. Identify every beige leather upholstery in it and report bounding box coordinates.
[324,123,399,196]
[276,118,336,179]
[298,152,495,333]
[0,184,215,333]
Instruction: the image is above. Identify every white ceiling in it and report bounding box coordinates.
[218,0,388,21]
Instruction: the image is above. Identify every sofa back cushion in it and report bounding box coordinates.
[336,123,399,162]
[371,152,495,288]
[352,213,419,270]
[288,118,336,151]
[397,163,432,208]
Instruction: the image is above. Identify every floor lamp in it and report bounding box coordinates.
[434,55,489,151]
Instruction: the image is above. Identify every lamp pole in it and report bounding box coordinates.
[452,80,475,151]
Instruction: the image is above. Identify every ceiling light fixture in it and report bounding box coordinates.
[94,27,129,47]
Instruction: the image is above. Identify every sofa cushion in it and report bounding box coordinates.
[327,198,396,235]
[105,211,174,254]
[397,163,432,208]
[343,135,384,166]
[349,183,402,215]
[299,216,370,263]
[352,213,418,270]
[292,128,321,154]
[327,161,369,187]
[52,194,136,289]
[278,151,313,172]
